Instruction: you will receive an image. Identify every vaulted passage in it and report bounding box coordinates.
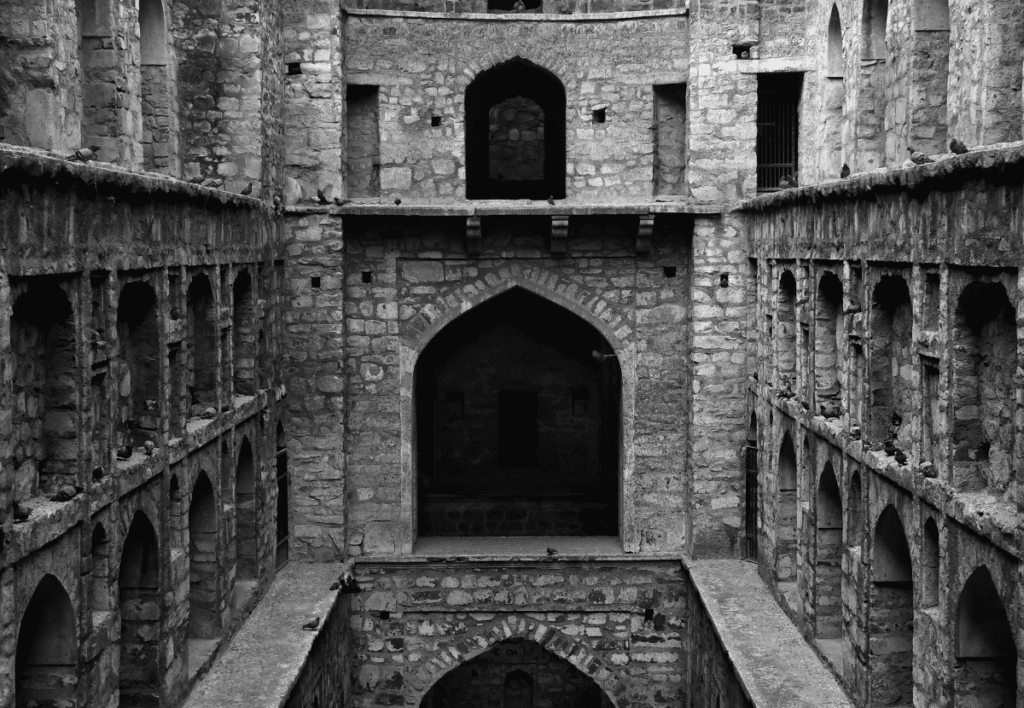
[119,512,160,708]
[118,281,160,449]
[416,288,620,537]
[189,472,219,639]
[420,639,614,708]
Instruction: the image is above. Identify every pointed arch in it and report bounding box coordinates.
[869,504,913,706]
[187,273,217,408]
[465,57,566,199]
[117,280,159,449]
[815,271,843,408]
[776,433,798,581]
[139,0,166,65]
[189,472,219,639]
[17,575,77,707]
[235,437,257,579]
[232,269,255,396]
[90,523,111,611]
[955,566,1017,707]
[399,276,638,553]
[119,510,160,707]
[776,270,797,387]
[815,462,842,638]
[827,5,844,77]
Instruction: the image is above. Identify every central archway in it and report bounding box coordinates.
[420,638,614,708]
[415,287,620,537]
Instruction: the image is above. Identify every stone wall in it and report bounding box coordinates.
[342,12,688,202]
[349,560,686,707]
[0,147,289,708]
[743,150,1024,707]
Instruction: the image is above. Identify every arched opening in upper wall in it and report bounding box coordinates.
[815,271,843,410]
[139,0,166,65]
[955,566,1017,707]
[16,575,77,708]
[415,287,620,537]
[827,5,844,77]
[465,58,566,200]
[861,0,888,60]
[869,275,912,446]
[189,472,219,640]
[420,638,614,708]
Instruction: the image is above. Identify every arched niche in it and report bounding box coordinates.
[119,511,160,708]
[955,566,1017,708]
[189,472,219,639]
[815,272,843,408]
[232,270,256,396]
[465,58,566,200]
[861,0,888,60]
[869,275,912,446]
[235,438,257,580]
[139,0,167,65]
[847,471,863,546]
[415,287,620,537]
[187,274,217,408]
[16,575,77,708]
[117,281,160,449]
[275,422,289,569]
[815,463,842,638]
[776,433,798,582]
[827,5,844,77]
[869,504,913,707]
[776,271,797,387]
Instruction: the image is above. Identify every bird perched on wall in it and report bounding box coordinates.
[333,197,350,206]
[92,466,105,481]
[50,485,78,503]
[547,195,556,205]
[546,547,558,557]
[512,0,526,10]
[394,197,402,205]
[116,444,133,460]
[921,460,937,478]
[907,147,933,165]
[840,163,851,179]
[201,177,224,188]
[779,174,797,189]
[240,182,253,196]
[883,439,897,456]
[316,184,333,204]
[301,617,320,631]
[13,502,31,523]
[67,146,101,163]
[893,448,907,466]
[337,557,362,593]
[189,175,205,184]
[950,138,969,155]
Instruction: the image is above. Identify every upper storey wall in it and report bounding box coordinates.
[342,11,688,203]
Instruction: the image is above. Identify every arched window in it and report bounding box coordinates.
[235,438,257,579]
[869,275,912,446]
[118,281,160,450]
[232,270,255,396]
[951,282,1016,494]
[139,0,166,65]
[955,567,1017,707]
[187,274,217,409]
[189,472,219,639]
[776,271,797,388]
[861,0,888,60]
[827,5,844,77]
[415,288,619,537]
[465,58,566,200]
[776,434,798,582]
[815,463,842,638]
[869,505,913,707]
[17,575,77,708]
[119,511,160,708]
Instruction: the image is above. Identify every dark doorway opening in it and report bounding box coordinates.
[466,59,566,200]
[756,73,802,191]
[415,288,619,536]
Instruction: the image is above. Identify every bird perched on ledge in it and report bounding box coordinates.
[907,146,934,165]
[778,174,797,189]
[66,146,101,163]
[840,163,851,179]
[240,182,253,196]
[301,617,320,631]
[950,138,969,155]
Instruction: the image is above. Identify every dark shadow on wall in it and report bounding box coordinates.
[415,287,619,536]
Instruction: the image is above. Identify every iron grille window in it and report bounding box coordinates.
[756,74,802,192]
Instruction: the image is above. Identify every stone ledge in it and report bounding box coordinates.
[183,563,343,708]
[751,379,1023,557]
[685,558,854,708]
[344,6,687,20]
[740,140,1024,212]
[286,200,723,217]
[0,144,272,215]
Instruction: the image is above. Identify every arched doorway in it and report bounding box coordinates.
[815,462,843,639]
[16,575,77,707]
[869,505,913,707]
[189,472,219,639]
[119,511,160,708]
[465,58,566,200]
[235,438,257,579]
[955,566,1017,708]
[420,638,614,708]
[415,288,620,537]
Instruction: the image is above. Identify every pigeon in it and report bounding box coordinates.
[316,185,332,204]
[512,0,526,9]
[893,448,907,466]
[333,197,350,206]
[329,581,340,591]
[170,307,181,320]
[144,440,156,456]
[921,461,937,478]
[778,175,793,189]
[240,182,253,196]
[116,444,133,460]
[849,425,862,441]
[883,439,897,456]
[302,617,320,631]
[547,196,556,205]
[67,146,101,163]
[394,197,402,205]
[201,177,224,188]
[907,147,933,165]
[49,485,77,502]
[13,502,31,522]
[546,547,557,557]
[840,163,851,179]
[92,466,105,481]
[950,138,969,155]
